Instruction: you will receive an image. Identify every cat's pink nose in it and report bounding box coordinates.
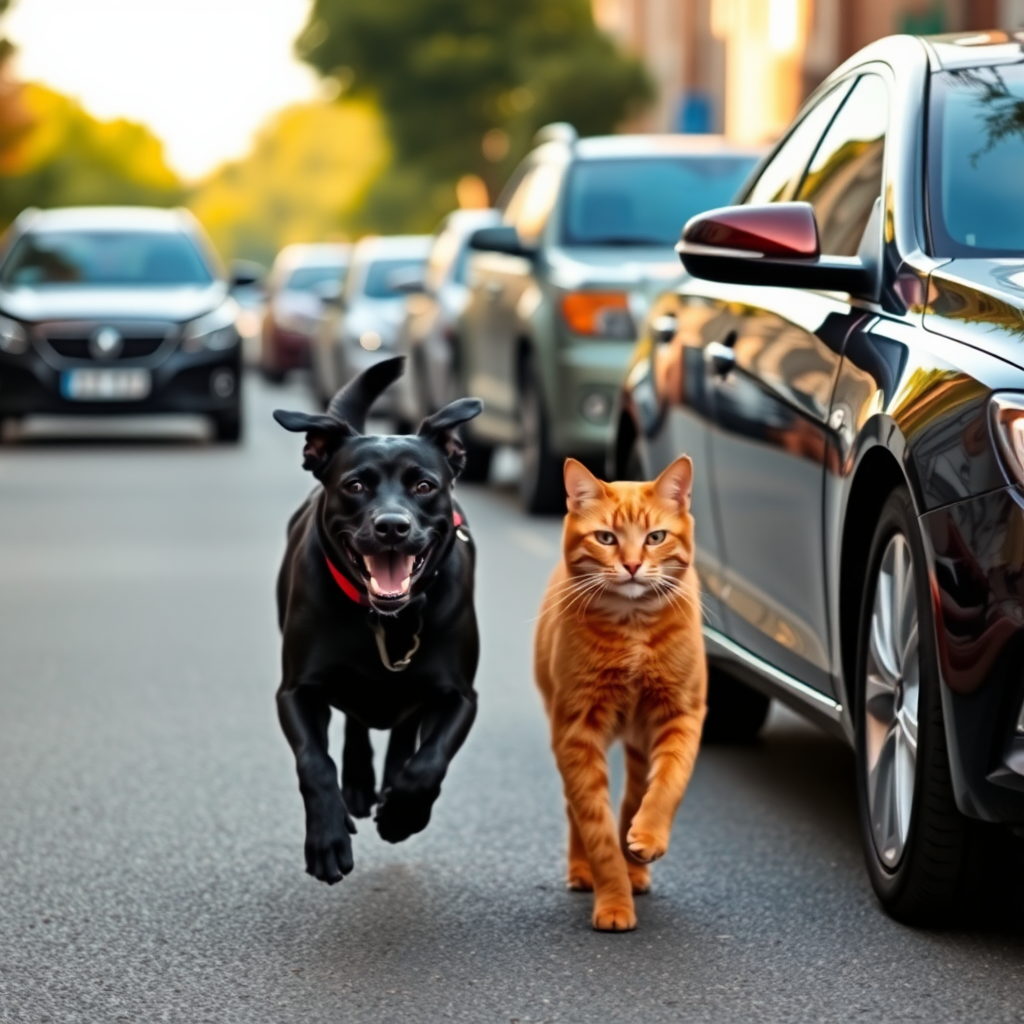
[623,562,642,577]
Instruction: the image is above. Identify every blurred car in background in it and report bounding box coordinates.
[309,234,431,416]
[227,258,267,366]
[0,206,244,442]
[463,125,760,511]
[260,243,351,384]
[614,32,1024,923]
[392,208,500,431]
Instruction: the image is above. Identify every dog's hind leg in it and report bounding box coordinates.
[381,716,419,793]
[341,717,377,818]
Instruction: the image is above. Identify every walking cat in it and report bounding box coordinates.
[534,457,707,931]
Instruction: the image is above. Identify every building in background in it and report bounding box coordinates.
[595,0,1024,142]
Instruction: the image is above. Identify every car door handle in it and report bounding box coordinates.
[705,341,736,378]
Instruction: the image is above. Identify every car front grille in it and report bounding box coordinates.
[33,321,178,367]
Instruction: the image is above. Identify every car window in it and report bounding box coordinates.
[0,230,214,287]
[285,264,347,293]
[360,257,426,299]
[744,81,852,206]
[563,155,758,247]
[425,223,461,293]
[929,64,1024,256]
[796,74,888,257]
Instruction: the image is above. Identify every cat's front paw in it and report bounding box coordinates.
[592,898,636,932]
[625,825,668,864]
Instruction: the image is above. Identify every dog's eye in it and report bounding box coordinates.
[413,481,435,496]
[595,531,617,545]
[646,530,667,545]
[345,480,364,495]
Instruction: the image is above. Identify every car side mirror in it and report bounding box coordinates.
[468,225,536,259]
[314,280,344,307]
[228,260,266,294]
[676,202,875,296]
[387,267,428,295]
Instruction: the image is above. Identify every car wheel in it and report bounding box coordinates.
[854,486,975,923]
[702,665,771,743]
[519,356,564,515]
[213,408,242,444]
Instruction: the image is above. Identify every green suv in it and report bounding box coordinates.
[459,124,759,512]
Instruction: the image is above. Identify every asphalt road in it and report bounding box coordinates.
[1,375,1023,1024]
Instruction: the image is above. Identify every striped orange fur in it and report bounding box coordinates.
[534,456,707,932]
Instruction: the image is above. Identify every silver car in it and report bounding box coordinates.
[392,209,500,431]
[310,235,431,416]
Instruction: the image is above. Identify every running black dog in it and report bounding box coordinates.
[273,357,482,884]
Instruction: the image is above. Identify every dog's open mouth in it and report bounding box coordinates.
[346,544,430,601]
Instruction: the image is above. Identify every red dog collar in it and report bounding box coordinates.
[325,509,466,605]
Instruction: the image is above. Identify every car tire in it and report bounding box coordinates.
[519,355,564,515]
[213,408,242,444]
[854,486,979,924]
[702,665,771,743]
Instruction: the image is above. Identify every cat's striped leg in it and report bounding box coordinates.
[626,710,705,864]
[554,730,636,932]
[619,743,652,894]
[565,804,593,891]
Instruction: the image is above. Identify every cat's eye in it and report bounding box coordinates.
[413,480,435,495]
[646,530,667,545]
[595,531,617,545]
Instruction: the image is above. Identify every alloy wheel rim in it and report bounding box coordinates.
[864,532,921,869]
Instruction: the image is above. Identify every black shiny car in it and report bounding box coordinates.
[612,32,1024,922]
[0,207,243,442]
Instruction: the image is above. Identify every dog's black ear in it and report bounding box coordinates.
[326,356,405,433]
[417,398,484,478]
[273,409,355,476]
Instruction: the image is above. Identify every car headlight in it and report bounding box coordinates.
[182,301,240,353]
[0,314,29,354]
[989,393,1024,485]
[560,291,635,340]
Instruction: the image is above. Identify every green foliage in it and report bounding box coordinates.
[296,0,652,229]
[188,99,387,265]
[0,84,183,227]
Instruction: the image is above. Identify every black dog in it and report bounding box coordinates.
[273,357,482,883]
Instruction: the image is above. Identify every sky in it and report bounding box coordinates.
[5,0,322,180]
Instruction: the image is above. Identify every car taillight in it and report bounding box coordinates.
[989,393,1024,485]
[561,291,634,339]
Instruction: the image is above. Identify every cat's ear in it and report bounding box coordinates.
[654,455,693,511]
[564,458,604,512]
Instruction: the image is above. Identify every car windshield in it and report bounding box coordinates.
[930,65,1024,256]
[285,264,346,292]
[561,155,758,248]
[361,257,425,299]
[0,230,214,287]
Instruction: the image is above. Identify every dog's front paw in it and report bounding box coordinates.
[342,780,378,819]
[305,805,357,884]
[374,786,438,844]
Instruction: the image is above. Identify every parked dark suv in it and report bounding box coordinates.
[614,32,1024,922]
[0,206,243,442]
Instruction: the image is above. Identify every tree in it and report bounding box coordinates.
[0,84,183,226]
[188,99,387,265]
[296,0,652,231]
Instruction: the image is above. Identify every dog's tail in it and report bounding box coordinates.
[326,356,405,433]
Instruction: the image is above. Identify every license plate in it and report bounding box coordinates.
[61,369,151,401]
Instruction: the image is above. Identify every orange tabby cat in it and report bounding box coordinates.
[534,456,707,932]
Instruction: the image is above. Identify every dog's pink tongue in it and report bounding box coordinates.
[365,552,415,596]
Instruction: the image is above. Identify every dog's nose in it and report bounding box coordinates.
[373,513,412,543]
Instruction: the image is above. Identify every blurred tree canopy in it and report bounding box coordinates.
[0,84,184,226]
[296,0,652,231]
[188,99,387,266]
